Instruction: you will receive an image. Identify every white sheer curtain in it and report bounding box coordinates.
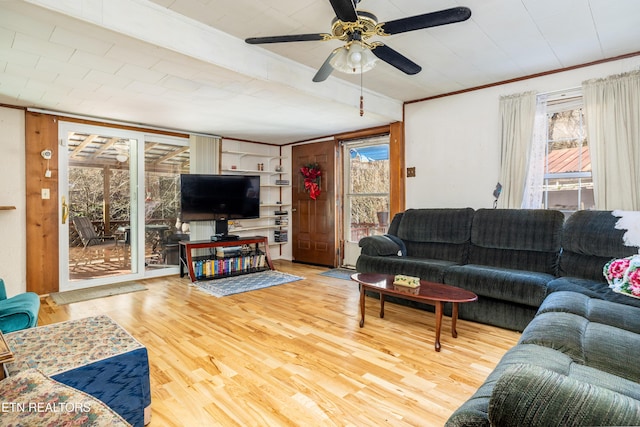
[521,94,548,209]
[497,92,537,208]
[189,134,221,241]
[583,71,640,210]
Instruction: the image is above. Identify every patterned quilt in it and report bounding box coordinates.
[0,368,130,426]
[5,315,151,427]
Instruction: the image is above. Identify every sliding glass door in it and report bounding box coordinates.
[58,123,189,291]
[59,123,141,290]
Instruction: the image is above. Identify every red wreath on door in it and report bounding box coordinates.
[300,163,322,200]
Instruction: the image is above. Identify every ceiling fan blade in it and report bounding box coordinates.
[313,50,339,82]
[371,44,421,75]
[328,0,358,23]
[380,7,471,35]
[246,33,330,44]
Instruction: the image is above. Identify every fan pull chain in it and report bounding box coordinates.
[359,63,364,116]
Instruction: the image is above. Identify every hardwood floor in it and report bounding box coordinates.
[39,261,521,427]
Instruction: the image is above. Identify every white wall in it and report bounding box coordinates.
[0,107,26,295]
[404,56,640,209]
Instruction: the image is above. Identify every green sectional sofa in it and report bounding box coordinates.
[357,208,640,425]
[356,208,640,331]
[446,291,640,426]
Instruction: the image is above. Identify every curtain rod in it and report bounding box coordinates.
[541,86,582,100]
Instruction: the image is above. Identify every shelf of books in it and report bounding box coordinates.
[179,236,274,282]
[191,251,268,281]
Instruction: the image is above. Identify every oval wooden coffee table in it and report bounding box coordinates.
[351,272,478,352]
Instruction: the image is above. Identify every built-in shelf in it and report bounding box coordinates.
[221,150,288,160]
[229,225,279,232]
[221,144,290,250]
[0,206,16,210]
[260,203,291,208]
[221,168,286,175]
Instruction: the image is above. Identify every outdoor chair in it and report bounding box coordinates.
[72,216,124,268]
[0,278,40,333]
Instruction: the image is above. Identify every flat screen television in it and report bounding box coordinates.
[180,174,260,222]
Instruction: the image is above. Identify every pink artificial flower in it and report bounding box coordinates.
[608,258,631,280]
[628,269,640,296]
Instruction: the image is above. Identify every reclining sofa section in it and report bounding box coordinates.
[356,208,640,332]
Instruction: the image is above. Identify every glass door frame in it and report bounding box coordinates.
[58,122,144,291]
[341,135,390,267]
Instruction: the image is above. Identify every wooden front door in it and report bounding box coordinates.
[292,141,337,267]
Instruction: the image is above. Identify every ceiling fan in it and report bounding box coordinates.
[245,0,471,82]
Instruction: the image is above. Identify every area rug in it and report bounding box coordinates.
[319,268,355,281]
[194,270,303,297]
[50,282,147,305]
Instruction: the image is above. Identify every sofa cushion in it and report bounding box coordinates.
[488,364,640,427]
[457,296,537,332]
[538,291,640,333]
[396,208,474,244]
[402,240,468,263]
[471,209,565,252]
[446,344,576,427]
[519,311,640,382]
[387,212,403,235]
[356,254,457,283]
[560,210,640,280]
[546,277,640,309]
[446,343,640,427]
[445,264,553,307]
[468,209,564,274]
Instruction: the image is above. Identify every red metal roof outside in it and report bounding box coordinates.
[547,146,591,173]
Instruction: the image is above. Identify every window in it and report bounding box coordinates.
[542,95,594,213]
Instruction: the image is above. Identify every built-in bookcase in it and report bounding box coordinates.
[220,141,291,251]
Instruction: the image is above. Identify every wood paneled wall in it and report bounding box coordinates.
[25,112,59,294]
[389,122,405,217]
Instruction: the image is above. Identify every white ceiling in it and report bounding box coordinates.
[1,0,640,144]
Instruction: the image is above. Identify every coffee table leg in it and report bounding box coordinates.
[359,286,365,327]
[435,301,443,352]
[451,302,459,338]
[380,293,385,318]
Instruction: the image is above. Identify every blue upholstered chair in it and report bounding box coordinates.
[0,278,40,333]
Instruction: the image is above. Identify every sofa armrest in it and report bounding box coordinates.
[358,235,404,256]
[488,364,640,427]
[0,292,40,333]
[0,279,6,301]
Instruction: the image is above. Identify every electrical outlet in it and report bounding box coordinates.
[406,167,416,178]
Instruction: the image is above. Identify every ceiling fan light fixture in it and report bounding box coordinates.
[330,42,377,74]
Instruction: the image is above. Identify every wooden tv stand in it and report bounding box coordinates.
[179,236,274,283]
